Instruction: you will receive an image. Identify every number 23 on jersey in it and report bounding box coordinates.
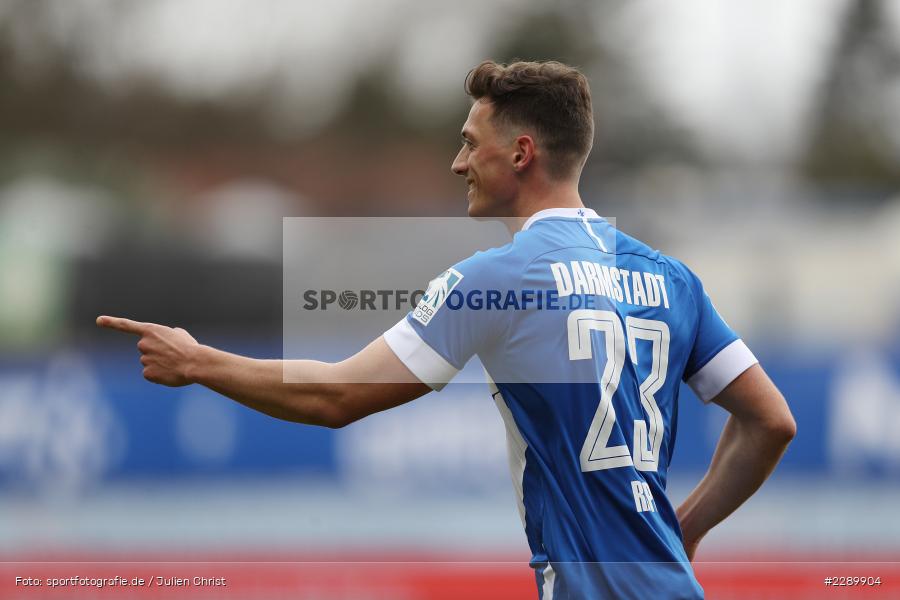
[567,309,670,473]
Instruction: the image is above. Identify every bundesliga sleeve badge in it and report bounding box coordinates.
[412,268,464,326]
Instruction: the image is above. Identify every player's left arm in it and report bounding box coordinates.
[96,315,431,428]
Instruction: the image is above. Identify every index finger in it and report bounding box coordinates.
[96,315,148,335]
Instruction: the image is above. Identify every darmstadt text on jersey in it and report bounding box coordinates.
[551,261,670,309]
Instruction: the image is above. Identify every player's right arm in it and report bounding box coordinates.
[672,260,796,561]
[675,363,796,560]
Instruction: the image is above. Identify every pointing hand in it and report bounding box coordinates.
[96,316,199,387]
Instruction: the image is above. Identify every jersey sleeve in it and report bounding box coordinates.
[383,251,506,391]
[682,268,758,403]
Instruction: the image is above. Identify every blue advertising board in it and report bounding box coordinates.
[2,342,899,493]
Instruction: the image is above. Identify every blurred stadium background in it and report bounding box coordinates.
[2,0,900,598]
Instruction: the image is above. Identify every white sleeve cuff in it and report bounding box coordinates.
[383,318,459,391]
[686,339,758,403]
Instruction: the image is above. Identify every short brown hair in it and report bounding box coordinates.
[465,60,594,179]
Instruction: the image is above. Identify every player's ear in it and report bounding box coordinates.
[512,135,536,172]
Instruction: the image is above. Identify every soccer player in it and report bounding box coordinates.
[98,61,795,599]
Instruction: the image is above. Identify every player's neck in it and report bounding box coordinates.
[508,182,584,234]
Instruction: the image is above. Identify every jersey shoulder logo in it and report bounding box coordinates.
[412,268,463,326]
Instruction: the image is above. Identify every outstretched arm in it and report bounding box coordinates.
[96,316,431,428]
[675,364,796,560]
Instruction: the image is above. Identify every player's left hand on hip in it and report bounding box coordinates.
[96,315,199,387]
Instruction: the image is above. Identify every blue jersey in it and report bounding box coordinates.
[384,208,757,599]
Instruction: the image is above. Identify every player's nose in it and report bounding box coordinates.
[451,149,467,176]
